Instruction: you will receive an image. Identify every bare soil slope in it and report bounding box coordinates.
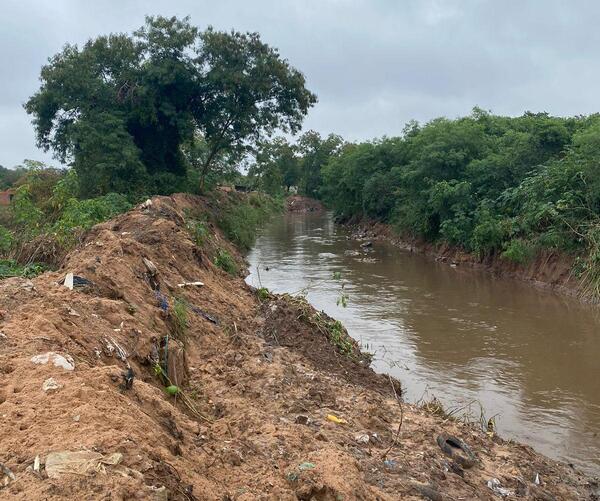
[0,194,595,500]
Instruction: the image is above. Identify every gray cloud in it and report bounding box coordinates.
[1,0,600,166]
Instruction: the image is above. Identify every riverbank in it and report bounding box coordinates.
[0,193,596,499]
[344,216,587,302]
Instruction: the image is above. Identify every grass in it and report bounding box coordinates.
[171,297,189,339]
[215,192,283,251]
[214,249,237,275]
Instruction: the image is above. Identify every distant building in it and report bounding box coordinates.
[0,189,15,206]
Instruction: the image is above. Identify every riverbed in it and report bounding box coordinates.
[246,210,600,475]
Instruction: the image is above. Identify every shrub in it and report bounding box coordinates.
[214,249,237,275]
[0,226,12,254]
[186,219,209,246]
[502,239,535,264]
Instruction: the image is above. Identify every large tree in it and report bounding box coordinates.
[25,16,316,196]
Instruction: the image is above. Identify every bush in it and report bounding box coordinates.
[186,219,209,247]
[0,226,12,254]
[502,239,535,264]
[214,249,237,275]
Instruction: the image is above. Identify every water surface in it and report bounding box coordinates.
[246,211,600,475]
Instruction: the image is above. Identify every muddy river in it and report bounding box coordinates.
[246,211,600,475]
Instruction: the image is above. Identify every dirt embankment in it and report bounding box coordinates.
[0,193,596,500]
[348,219,585,300]
[286,195,324,213]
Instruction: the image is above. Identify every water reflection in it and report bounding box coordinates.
[246,211,600,475]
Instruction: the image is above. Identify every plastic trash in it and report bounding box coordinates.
[165,385,180,396]
[1,462,15,488]
[326,414,347,424]
[487,478,513,497]
[177,281,204,288]
[60,274,93,290]
[45,451,123,479]
[31,352,75,371]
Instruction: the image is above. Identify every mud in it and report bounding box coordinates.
[0,193,596,500]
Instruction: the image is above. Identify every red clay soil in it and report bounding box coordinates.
[348,219,586,301]
[0,194,596,500]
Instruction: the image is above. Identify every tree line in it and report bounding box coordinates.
[4,15,600,296]
[254,109,600,295]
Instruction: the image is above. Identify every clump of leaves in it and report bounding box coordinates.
[0,225,13,254]
[214,249,237,275]
[257,287,270,301]
[327,319,354,356]
[0,259,47,279]
[186,219,209,247]
[171,298,189,339]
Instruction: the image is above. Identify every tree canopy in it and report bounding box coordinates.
[25,16,316,196]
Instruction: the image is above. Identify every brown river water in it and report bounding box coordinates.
[246,211,600,476]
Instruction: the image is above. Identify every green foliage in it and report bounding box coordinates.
[327,320,354,356]
[214,249,237,275]
[257,287,270,301]
[502,239,535,264]
[316,110,600,259]
[216,192,282,250]
[0,226,12,254]
[172,298,189,339]
[0,259,46,279]
[186,219,209,247]
[26,16,316,196]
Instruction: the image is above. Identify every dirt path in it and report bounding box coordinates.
[0,193,596,499]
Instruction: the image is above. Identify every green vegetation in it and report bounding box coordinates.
[214,249,237,275]
[215,192,283,250]
[25,16,316,197]
[256,287,270,301]
[247,131,343,196]
[0,165,132,269]
[0,260,46,279]
[254,109,600,299]
[172,298,189,339]
[186,218,209,247]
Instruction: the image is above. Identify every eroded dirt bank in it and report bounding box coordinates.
[346,218,585,301]
[0,193,596,500]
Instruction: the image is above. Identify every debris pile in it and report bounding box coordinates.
[0,193,595,499]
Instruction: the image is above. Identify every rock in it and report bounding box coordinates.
[42,377,62,393]
[31,352,75,371]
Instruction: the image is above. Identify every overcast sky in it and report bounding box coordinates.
[1,0,599,168]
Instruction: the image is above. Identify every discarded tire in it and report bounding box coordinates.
[436,433,477,469]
